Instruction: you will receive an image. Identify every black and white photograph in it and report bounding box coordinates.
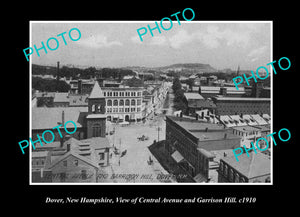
[8,4,297,210]
[29,21,272,184]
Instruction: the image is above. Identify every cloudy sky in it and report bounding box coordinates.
[31,21,271,70]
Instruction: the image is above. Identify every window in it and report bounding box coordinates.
[113,108,118,113]
[107,100,112,106]
[229,169,234,182]
[137,99,141,105]
[63,160,67,167]
[131,92,136,97]
[92,123,101,137]
[74,160,78,166]
[119,100,124,106]
[131,99,135,106]
[125,108,129,112]
[137,108,141,112]
[119,108,124,112]
[137,92,141,97]
[81,170,87,180]
[235,173,240,182]
[104,92,106,97]
[99,153,105,160]
[224,165,228,177]
[125,99,130,106]
[113,100,118,106]
[60,173,66,182]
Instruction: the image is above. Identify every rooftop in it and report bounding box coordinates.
[53,92,69,103]
[32,107,87,130]
[49,150,99,169]
[184,92,204,100]
[214,97,270,101]
[166,116,240,142]
[232,125,261,132]
[88,81,104,99]
[221,152,271,179]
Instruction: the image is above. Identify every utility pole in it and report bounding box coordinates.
[118,138,121,166]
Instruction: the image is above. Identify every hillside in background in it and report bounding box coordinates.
[157,63,216,72]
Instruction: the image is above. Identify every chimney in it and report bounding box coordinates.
[67,143,71,152]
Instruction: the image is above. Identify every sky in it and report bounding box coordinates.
[30,21,272,70]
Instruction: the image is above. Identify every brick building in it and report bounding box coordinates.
[31,82,111,183]
[165,116,241,182]
[212,97,270,116]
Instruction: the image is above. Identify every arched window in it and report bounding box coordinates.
[107,100,112,106]
[125,99,130,106]
[92,123,101,137]
[119,100,124,106]
[113,100,118,106]
[131,99,135,106]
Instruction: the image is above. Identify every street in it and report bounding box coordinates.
[106,91,175,183]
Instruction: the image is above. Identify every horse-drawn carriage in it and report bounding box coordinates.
[137,135,149,141]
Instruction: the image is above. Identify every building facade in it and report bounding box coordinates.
[212,97,270,116]
[165,116,241,181]
[103,87,144,122]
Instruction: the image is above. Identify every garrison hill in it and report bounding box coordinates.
[32,62,222,77]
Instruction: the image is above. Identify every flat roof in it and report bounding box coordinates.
[184,92,204,100]
[214,97,270,101]
[166,116,240,141]
[232,125,261,132]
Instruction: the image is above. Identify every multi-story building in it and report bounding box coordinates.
[102,87,144,122]
[212,97,270,116]
[183,92,216,116]
[165,115,241,182]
